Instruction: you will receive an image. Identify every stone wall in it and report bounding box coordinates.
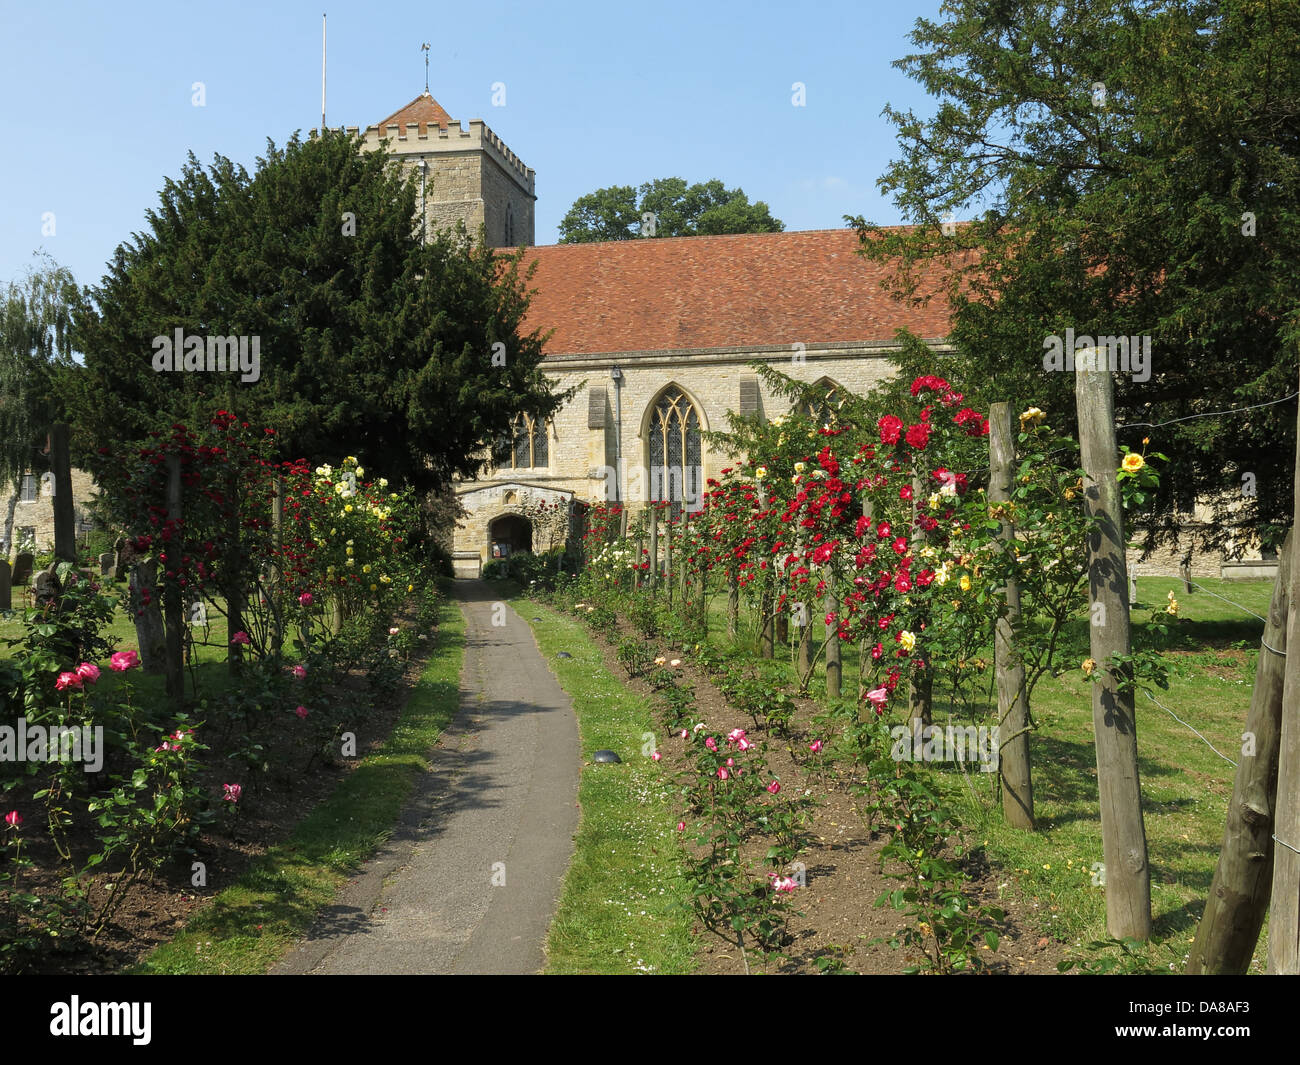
[7,468,99,558]
[354,119,536,248]
[449,342,904,562]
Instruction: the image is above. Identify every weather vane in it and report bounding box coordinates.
[421,42,430,93]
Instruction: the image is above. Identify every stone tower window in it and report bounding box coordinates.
[796,378,847,428]
[648,386,702,514]
[19,473,38,502]
[493,412,548,469]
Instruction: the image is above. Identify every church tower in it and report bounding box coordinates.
[353,91,535,248]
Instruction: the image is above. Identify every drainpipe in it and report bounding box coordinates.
[611,366,626,537]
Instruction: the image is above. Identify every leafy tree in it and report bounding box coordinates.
[0,254,82,556]
[559,177,784,242]
[849,0,1300,554]
[66,130,567,497]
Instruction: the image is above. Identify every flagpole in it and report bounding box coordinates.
[321,14,327,132]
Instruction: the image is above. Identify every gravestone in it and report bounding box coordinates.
[0,560,10,612]
[31,562,62,610]
[99,551,114,576]
[11,552,34,589]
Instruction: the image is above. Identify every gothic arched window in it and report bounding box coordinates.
[493,412,548,469]
[796,378,847,428]
[648,386,702,513]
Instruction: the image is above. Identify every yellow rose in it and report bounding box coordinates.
[1019,407,1046,429]
[1082,658,1096,675]
[1122,453,1145,473]
[959,575,972,592]
[363,564,372,574]
[407,584,414,593]
[355,467,364,478]
[346,546,353,556]
[1166,600,1179,616]
[900,630,917,652]
[755,466,768,480]
[370,583,378,591]
[794,462,806,473]
[345,504,354,513]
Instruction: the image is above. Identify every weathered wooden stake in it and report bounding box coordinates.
[1189,530,1290,973]
[908,471,931,732]
[824,590,841,700]
[1075,362,1152,940]
[989,402,1034,830]
[1269,355,1300,973]
[163,455,184,705]
[648,503,659,593]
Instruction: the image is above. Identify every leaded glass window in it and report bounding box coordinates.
[796,379,846,428]
[648,387,702,515]
[494,413,548,469]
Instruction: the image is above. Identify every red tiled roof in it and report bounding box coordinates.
[375,91,454,134]
[518,228,952,357]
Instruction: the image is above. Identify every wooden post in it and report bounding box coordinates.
[989,402,1034,830]
[1180,558,1193,595]
[666,508,674,606]
[226,465,244,679]
[50,423,75,563]
[727,567,739,642]
[1189,530,1290,973]
[1269,357,1300,973]
[648,503,659,594]
[1075,362,1152,940]
[908,472,932,732]
[796,601,813,689]
[824,589,841,700]
[164,455,184,705]
[271,475,285,655]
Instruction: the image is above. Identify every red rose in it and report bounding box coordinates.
[905,423,931,449]
[878,415,904,445]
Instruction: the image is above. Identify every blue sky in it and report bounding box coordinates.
[0,0,947,291]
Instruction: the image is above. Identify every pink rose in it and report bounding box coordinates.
[230,631,251,646]
[651,750,661,762]
[866,687,889,710]
[677,821,686,832]
[55,671,82,691]
[76,662,101,685]
[298,592,314,606]
[705,736,718,752]
[717,767,729,780]
[223,783,242,803]
[3,811,21,828]
[292,665,307,680]
[767,780,781,794]
[110,650,141,672]
[295,705,309,720]
[809,740,823,753]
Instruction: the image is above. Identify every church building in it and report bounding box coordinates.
[350,91,1275,582]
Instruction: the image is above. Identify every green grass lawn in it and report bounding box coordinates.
[514,597,696,975]
[689,573,1275,972]
[1,585,237,706]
